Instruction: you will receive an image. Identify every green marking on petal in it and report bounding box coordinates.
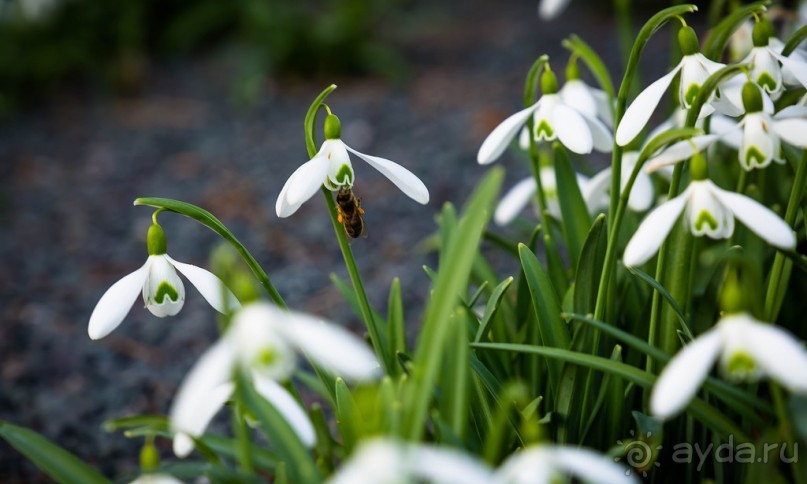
[685,84,701,107]
[333,164,353,186]
[694,210,718,232]
[726,352,756,379]
[535,120,554,140]
[757,72,777,93]
[154,281,179,304]
[745,146,768,168]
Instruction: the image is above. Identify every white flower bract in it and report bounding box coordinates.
[651,312,807,420]
[87,254,240,340]
[275,138,429,218]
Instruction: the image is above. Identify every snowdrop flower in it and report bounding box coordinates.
[651,312,807,420]
[582,152,655,213]
[169,302,380,457]
[494,167,593,225]
[494,445,636,483]
[275,114,428,217]
[130,475,183,484]
[616,26,724,146]
[645,82,807,172]
[559,61,614,127]
[623,154,795,267]
[740,19,807,98]
[478,68,611,164]
[328,438,494,484]
[87,223,240,340]
[538,0,570,20]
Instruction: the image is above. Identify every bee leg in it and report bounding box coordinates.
[358,208,365,215]
[337,214,343,223]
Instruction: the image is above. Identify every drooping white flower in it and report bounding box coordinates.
[616,26,724,146]
[651,312,807,420]
[645,83,807,172]
[582,151,655,214]
[494,445,636,484]
[275,114,428,217]
[740,19,807,99]
[169,302,380,457]
[478,69,611,165]
[88,224,240,340]
[494,167,592,225]
[559,62,614,127]
[623,157,795,267]
[327,438,494,484]
[538,0,570,20]
[129,474,183,484]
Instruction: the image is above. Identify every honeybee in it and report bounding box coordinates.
[335,187,366,239]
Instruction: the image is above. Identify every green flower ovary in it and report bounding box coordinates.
[694,210,718,232]
[154,281,179,304]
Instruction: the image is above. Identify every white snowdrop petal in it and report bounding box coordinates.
[170,339,237,448]
[130,473,185,484]
[772,50,807,89]
[477,101,541,164]
[644,134,721,173]
[772,118,807,148]
[710,114,742,149]
[623,190,689,267]
[412,445,494,484]
[740,318,807,393]
[165,255,240,314]
[774,105,807,119]
[592,87,615,127]
[170,382,233,458]
[278,311,381,381]
[88,262,149,340]
[553,104,593,154]
[172,433,195,460]
[275,155,330,217]
[494,177,537,226]
[651,329,723,420]
[551,446,637,484]
[627,169,654,212]
[495,448,554,483]
[582,113,613,153]
[538,0,570,19]
[560,80,598,119]
[710,187,795,250]
[579,167,611,214]
[252,374,316,447]
[616,64,682,146]
[345,145,429,204]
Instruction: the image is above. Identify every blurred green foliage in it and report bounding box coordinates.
[0,0,407,113]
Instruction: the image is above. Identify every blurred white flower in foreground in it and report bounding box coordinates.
[169,302,380,457]
[276,114,428,217]
[129,474,183,484]
[478,69,611,165]
[651,312,807,420]
[623,156,795,267]
[327,438,493,484]
[496,445,636,483]
[88,224,239,340]
[616,26,723,146]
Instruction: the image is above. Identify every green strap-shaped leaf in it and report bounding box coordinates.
[335,378,364,454]
[627,266,693,339]
[0,420,110,484]
[387,278,406,376]
[471,343,752,442]
[474,276,514,343]
[403,168,503,441]
[554,144,592,272]
[573,214,606,315]
[439,308,471,442]
[235,373,320,484]
[134,197,285,308]
[518,243,570,395]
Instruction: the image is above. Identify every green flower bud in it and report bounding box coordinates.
[324,114,341,140]
[139,442,160,471]
[147,223,167,256]
[541,68,559,95]
[565,59,580,81]
[741,82,763,113]
[752,18,772,47]
[689,150,708,181]
[678,26,700,56]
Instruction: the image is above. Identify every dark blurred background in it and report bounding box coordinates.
[0,0,679,480]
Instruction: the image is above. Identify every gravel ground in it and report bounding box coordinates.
[0,0,671,480]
